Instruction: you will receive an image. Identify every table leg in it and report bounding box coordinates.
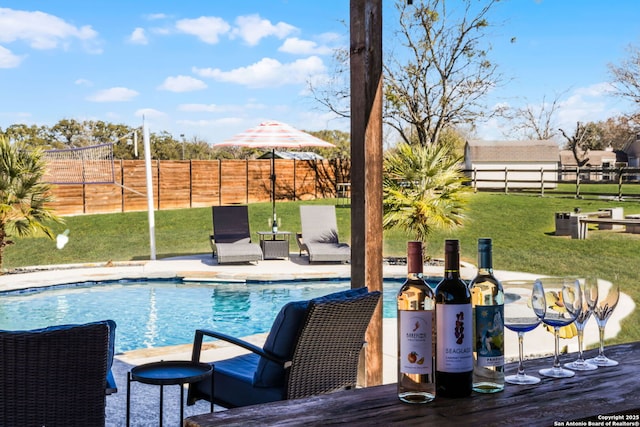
[126,371,131,427]
[210,373,214,413]
[180,384,184,423]
[159,384,163,426]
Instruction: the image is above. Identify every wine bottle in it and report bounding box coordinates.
[397,241,436,403]
[435,239,473,398]
[470,238,505,393]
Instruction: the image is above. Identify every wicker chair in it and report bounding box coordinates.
[0,319,117,427]
[187,287,380,409]
[210,205,263,264]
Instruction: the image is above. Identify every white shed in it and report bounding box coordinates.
[464,139,560,189]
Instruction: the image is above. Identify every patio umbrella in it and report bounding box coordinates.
[216,120,335,229]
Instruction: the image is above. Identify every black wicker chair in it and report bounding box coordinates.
[0,319,117,427]
[187,287,380,409]
[210,205,263,264]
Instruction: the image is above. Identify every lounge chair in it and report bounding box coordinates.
[210,205,263,264]
[187,287,380,409]
[299,205,351,263]
[0,319,117,427]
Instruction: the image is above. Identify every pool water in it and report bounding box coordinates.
[0,278,440,353]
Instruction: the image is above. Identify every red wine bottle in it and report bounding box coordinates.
[435,239,473,398]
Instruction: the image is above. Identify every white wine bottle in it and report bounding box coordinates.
[435,239,473,398]
[397,241,435,403]
[470,238,505,393]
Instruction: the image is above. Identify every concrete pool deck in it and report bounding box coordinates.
[1,253,635,425]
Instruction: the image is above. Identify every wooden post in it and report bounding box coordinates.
[350,0,383,387]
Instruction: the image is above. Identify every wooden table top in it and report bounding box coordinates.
[184,342,640,427]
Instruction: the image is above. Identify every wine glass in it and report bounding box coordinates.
[502,280,546,385]
[535,277,582,378]
[564,277,598,371]
[587,279,620,367]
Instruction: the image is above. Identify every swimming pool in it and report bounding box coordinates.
[0,278,440,353]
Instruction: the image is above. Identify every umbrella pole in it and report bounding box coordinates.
[271,149,277,232]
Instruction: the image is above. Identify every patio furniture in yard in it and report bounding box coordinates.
[187,287,381,409]
[0,319,117,427]
[299,205,351,263]
[210,205,263,264]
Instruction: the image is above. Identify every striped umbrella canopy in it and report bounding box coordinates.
[216,120,335,225]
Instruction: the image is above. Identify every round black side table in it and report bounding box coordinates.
[126,360,213,426]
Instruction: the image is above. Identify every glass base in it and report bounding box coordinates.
[505,374,540,385]
[539,367,575,378]
[587,355,619,367]
[564,360,598,371]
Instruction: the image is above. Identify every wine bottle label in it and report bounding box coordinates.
[436,304,473,372]
[399,310,433,374]
[474,305,505,367]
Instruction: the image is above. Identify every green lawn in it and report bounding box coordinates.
[5,186,640,346]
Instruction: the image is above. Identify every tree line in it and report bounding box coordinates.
[0,119,350,161]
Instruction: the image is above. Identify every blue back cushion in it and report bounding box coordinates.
[253,287,369,387]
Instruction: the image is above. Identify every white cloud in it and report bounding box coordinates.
[74,78,92,86]
[232,14,297,46]
[135,108,166,119]
[175,16,230,44]
[193,56,327,88]
[128,28,148,45]
[87,87,139,102]
[157,75,207,92]
[0,45,23,68]
[556,83,618,130]
[279,37,333,55]
[145,13,168,21]
[0,8,99,51]
[178,102,267,113]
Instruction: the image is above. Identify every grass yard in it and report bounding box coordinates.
[5,187,640,346]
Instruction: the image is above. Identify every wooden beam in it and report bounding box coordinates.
[350,0,384,386]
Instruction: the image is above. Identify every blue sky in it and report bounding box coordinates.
[0,1,638,145]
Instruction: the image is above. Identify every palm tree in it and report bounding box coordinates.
[0,136,62,271]
[383,142,470,243]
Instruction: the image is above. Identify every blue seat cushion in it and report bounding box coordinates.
[254,300,308,386]
[253,287,369,387]
[198,354,285,407]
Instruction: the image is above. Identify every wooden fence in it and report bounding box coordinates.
[48,162,640,216]
[466,166,640,196]
[47,159,338,216]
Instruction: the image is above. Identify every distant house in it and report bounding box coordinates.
[622,135,640,180]
[559,147,619,181]
[464,139,559,189]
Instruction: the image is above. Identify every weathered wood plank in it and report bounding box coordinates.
[185,342,640,427]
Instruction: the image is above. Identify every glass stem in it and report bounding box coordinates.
[553,327,561,369]
[598,325,607,357]
[517,331,526,376]
[576,328,585,361]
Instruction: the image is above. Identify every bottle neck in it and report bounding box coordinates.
[406,241,424,276]
[444,240,460,279]
[477,240,493,274]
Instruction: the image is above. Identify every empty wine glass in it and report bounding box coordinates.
[535,277,582,378]
[587,279,620,367]
[502,280,546,385]
[564,277,598,371]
